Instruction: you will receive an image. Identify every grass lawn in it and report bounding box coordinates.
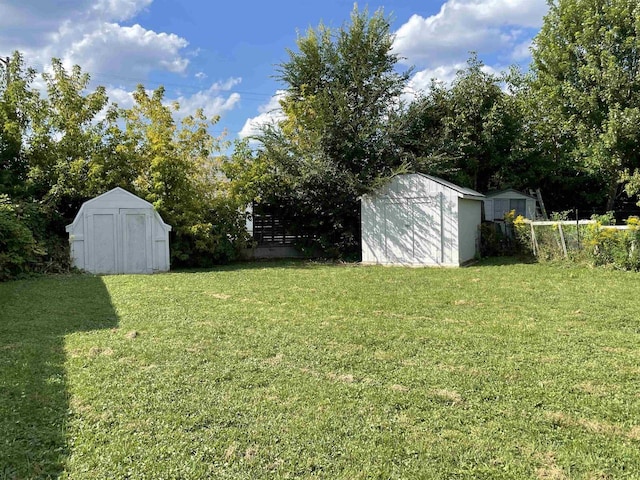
[1,260,640,479]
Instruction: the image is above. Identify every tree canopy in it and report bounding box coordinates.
[0,53,248,279]
[531,0,640,209]
[4,2,640,276]
[227,6,411,256]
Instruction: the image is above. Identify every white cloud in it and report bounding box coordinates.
[52,23,189,78]
[0,0,190,81]
[91,0,153,22]
[173,80,242,119]
[407,63,466,94]
[239,91,286,139]
[106,87,136,109]
[195,72,207,80]
[393,0,548,66]
[93,81,241,126]
[404,62,503,101]
[511,39,533,61]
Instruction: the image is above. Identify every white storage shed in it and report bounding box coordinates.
[483,189,537,221]
[66,187,172,274]
[361,173,484,267]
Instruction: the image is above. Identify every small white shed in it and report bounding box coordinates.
[66,187,172,274]
[483,189,537,221]
[361,173,484,267]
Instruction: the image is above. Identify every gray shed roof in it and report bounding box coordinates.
[417,174,485,199]
[485,188,536,200]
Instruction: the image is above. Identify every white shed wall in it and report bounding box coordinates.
[484,191,536,221]
[66,188,171,274]
[457,198,482,263]
[362,174,482,267]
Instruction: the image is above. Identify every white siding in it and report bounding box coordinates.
[66,188,172,274]
[484,191,537,221]
[457,199,481,264]
[361,174,483,267]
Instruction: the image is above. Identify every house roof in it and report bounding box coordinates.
[65,187,171,232]
[82,187,153,209]
[417,173,485,199]
[485,188,536,200]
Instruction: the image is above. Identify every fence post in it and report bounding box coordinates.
[530,221,537,256]
[557,223,568,259]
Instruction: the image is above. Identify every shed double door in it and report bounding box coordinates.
[383,196,443,264]
[87,209,152,274]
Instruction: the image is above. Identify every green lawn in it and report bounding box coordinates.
[1,260,640,479]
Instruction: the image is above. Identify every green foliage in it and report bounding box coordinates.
[517,212,640,270]
[0,52,36,198]
[0,53,248,276]
[243,6,411,256]
[444,56,522,192]
[398,56,523,193]
[119,85,249,266]
[584,216,640,270]
[26,58,109,216]
[0,195,45,280]
[531,0,640,209]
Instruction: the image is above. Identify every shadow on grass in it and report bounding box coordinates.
[474,255,538,267]
[172,256,541,274]
[0,275,117,479]
[170,258,342,274]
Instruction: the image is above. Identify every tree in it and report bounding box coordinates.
[396,55,522,193]
[0,52,36,197]
[243,6,410,256]
[444,56,521,192]
[25,58,109,216]
[531,0,640,209]
[120,85,248,266]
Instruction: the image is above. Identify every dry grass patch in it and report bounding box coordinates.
[430,388,463,405]
[535,452,567,480]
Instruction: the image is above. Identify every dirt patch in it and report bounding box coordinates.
[390,384,409,392]
[431,388,463,404]
[544,410,638,439]
[263,353,284,366]
[244,446,258,461]
[573,381,611,397]
[207,292,231,300]
[535,451,567,480]
[88,346,114,357]
[224,442,238,460]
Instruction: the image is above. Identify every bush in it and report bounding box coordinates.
[169,195,251,268]
[481,211,530,258]
[0,195,45,280]
[515,210,640,271]
[584,215,640,270]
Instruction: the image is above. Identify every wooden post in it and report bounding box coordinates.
[530,221,538,256]
[576,209,580,249]
[558,223,568,259]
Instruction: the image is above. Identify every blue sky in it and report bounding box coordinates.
[0,0,548,149]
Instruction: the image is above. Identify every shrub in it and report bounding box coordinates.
[584,215,640,270]
[0,195,45,280]
[169,195,251,268]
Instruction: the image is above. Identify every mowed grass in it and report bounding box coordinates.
[2,260,640,479]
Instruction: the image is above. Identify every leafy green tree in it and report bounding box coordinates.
[25,59,109,217]
[0,52,36,198]
[120,85,248,265]
[396,55,522,193]
[388,80,452,177]
[243,6,410,256]
[531,0,640,209]
[445,56,521,192]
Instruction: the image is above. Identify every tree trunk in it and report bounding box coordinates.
[605,179,618,212]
